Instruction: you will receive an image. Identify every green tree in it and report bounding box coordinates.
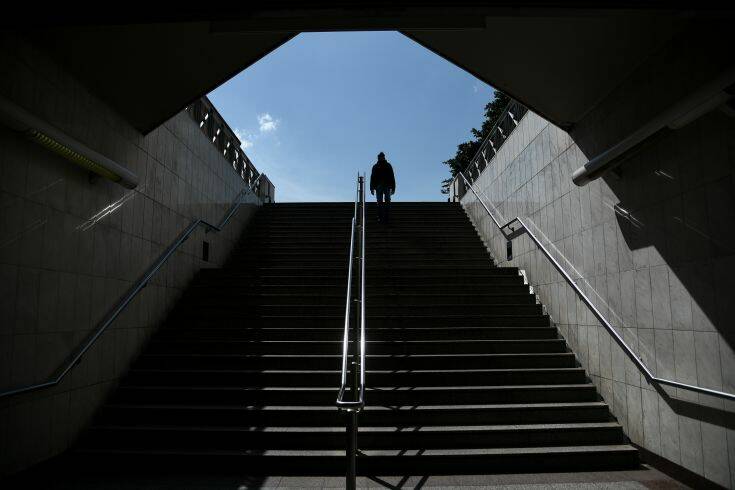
[441,90,510,194]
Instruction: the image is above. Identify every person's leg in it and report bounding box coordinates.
[383,188,391,224]
[375,186,385,222]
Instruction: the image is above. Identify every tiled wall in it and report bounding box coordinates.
[0,35,261,474]
[462,109,735,487]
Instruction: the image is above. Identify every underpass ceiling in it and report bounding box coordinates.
[403,13,683,128]
[32,23,296,134]
[19,4,719,134]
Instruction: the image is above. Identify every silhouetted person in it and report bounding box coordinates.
[370,152,395,224]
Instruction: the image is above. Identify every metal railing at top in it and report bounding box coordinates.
[185,96,274,203]
[450,99,528,201]
[0,183,259,400]
[336,174,367,490]
[459,172,735,402]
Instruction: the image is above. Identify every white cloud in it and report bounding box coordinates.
[231,112,280,154]
[258,113,279,132]
[233,128,254,149]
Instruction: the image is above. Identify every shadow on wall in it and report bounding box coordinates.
[601,110,735,423]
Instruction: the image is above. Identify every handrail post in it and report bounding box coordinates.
[348,175,365,489]
[337,174,366,490]
[346,410,357,490]
[360,173,366,397]
[354,176,364,398]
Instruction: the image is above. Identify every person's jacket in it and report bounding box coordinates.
[370,160,396,192]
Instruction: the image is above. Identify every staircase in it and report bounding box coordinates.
[75,202,638,475]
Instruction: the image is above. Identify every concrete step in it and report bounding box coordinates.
[233,258,494,268]
[220,270,499,280]
[174,303,544,317]
[134,353,578,371]
[250,226,477,235]
[250,263,505,270]
[246,236,486,246]
[194,272,524,287]
[244,234,482,243]
[97,402,612,427]
[233,251,490,261]
[112,384,600,406]
[167,314,551,329]
[177,292,538,307]
[124,367,588,388]
[67,445,638,475]
[238,245,489,255]
[154,326,557,341]
[251,222,470,231]
[187,284,531,295]
[81,422,625,451]
[261,202,460,209]
[147,338,567,355]
[68,445,638,475]
[198,265,518,275]
[255,216,469,225]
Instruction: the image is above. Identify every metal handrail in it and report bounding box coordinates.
[459,172,735,401]
[336,175,367,410]
[359,175,366,404]
[462,99,528,181]
[448,99,527,201]
[336,175,366,490]
[337,183,358,406]
[0,184,260,399]
[185,96,262,190]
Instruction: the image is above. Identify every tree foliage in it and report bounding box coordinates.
[441,90,510,194]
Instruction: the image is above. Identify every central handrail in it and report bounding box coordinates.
[336,174,366,490]
[337,187,358,406]
[0,182,260,399]
[459,171,735,401]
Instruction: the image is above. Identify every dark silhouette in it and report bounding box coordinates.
[370,152,396,224]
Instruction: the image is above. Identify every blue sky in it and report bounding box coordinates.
[208,31,494,202]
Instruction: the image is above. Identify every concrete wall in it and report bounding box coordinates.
[0,34,260,474]
[461,108,735,487]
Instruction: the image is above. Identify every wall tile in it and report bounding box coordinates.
[659,400,681,464]
[702,422,731,487]
[1,46,260,476]
[694,332,722,390]
[613,380,628,431]
[727,430,735,489]
[654,329,675,379]
[669,270,692,331]
[673,330,698,386]
[626,385,644,443]
[462,108,735,486]
[634,268,653,330]
[15,267,39,334]
[0,264,18,335]
[37,270,60,332]
[650,265,672,330]
[620,270,636,328]
[679,415,704,474]
[641,389,661,454]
